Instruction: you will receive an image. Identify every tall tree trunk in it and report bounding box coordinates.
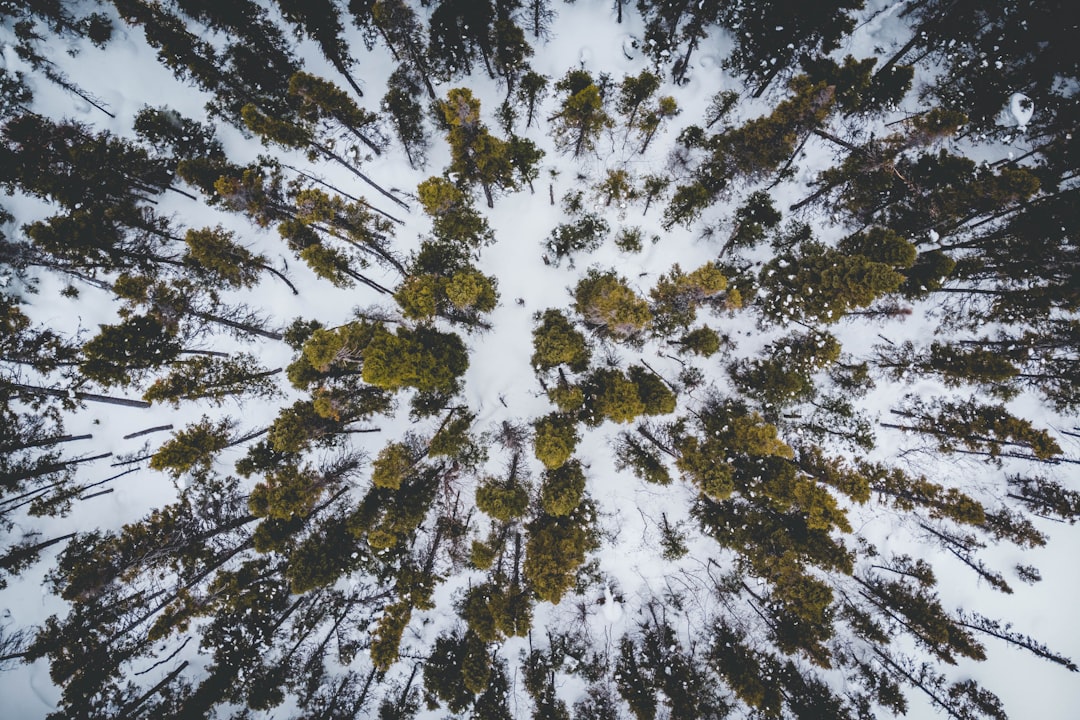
[117,661,190,719]
[1,434,92,453]
[255,262,300,294]
[190,311,283,341]
[5,383,150,408]
[313,142,410,210]
[0,532,77,572]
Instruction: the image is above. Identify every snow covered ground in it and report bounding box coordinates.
[2,0,1078,718]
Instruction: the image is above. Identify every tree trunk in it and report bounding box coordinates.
[874,32,924,80]
[0,532,77,572]
[256,262,300,294]
[1,452,112,489]
[179,349,231,358]
[344,267,394,295]
[117,661,190,719]
[1,434,92,453]
[283,164,404,224]
[752,64,784,99]
[767,134,811,190]
[330,54,364,99]
[312,142,410,210]
[190,311,283,341]
[6,383,150,408]
[870,647,964,720]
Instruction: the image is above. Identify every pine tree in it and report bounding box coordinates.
[648,261,730,332]
[361,324,469,393]
[183,225,297,293]
[533,413,580,469]
[884,396,1061,462]
[581,368,645,426]
[437,87,518,207]
[272,1,365,98]
[416,176,494,247]
[475,475,530,522]
[286,71,384,154]
[530,310,591,372]
[423,630,474,713]
[383,66,430,168]
[674,326,722,357]
[549,70,613,158]
[801,54,913,116]
[427,0,496,80]
[664,78,834,227]
[248,463,326,520]
[616,70,660,136]
[614,637,657,720]
[149,417,235,478]
[573,270,652,341]
[371,442,416,490]
[143,355,280,406]
[638,0,722,84]
[729,330,841,413]
[628,365,676,416]
[516,70,549,129]
[717,0,863,95]
[80,315,184,387]
[545,213,609,263]
[368,0,435,95]
[614,430,673,486]
[539,460,586,516]
[759,236,905,323]
[523,511,591,604]
[728,190,782,249]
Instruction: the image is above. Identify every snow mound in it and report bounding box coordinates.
[602,584,624,623]
[1009,92,1034,128]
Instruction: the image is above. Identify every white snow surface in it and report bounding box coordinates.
[1,1,1078,719]
[1010,92,1034,128]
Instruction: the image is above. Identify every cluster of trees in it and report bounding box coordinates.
[2,1,1079,719]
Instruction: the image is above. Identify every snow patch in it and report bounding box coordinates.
[1009,92,1034,128]
[602,584,623,623]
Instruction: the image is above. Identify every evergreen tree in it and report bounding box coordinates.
[674,326,722,357]
[416,176,495,247]
[540,460,586,516]
[183,225,297,294]
[287,71,385,155]
[649,261,730,332]
[523,509,591,604]
[801,54,913,116]
[729,330,841,413]
[581,368,645,426]
[717,0,864,95]
[80,315,183,387]
[149,417,235,478]
[436,88,521,207]
[758,235,905,323]
[475,474,530,522]
[533,413,580,469]
[573,270,652,341]
[628,365,677,416]
[383,66,430,168]
[361,324,468,394]
[664,78,834,227]
[427,0,496,80]
[272,1,365,98]
[545,213,609,263]
[884,396,1061,462]
[638,0,722,84]
[549,70,613,158]
[143,355,280,406]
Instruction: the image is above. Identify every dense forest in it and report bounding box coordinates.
[1,0,1078,718]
